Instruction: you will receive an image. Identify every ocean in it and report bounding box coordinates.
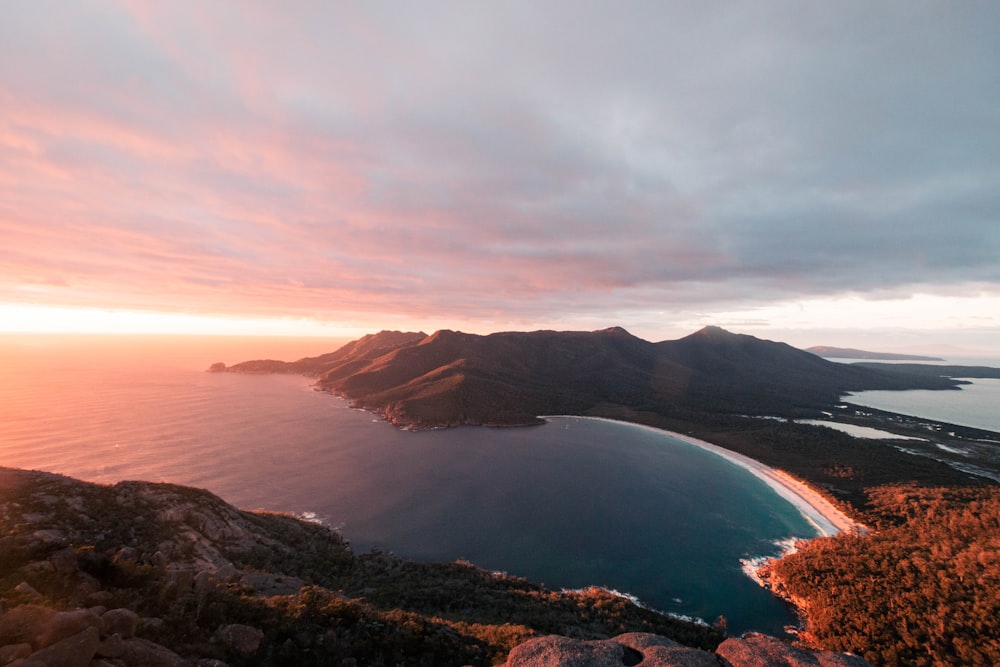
[9,335,993,635]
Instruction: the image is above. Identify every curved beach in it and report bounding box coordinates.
[665,432,864,537]
[545,416,864,537]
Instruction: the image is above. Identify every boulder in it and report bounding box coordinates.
[505,634,637,666]
[614,634,722,667]
[717,635,870,666]
[506,633,873,667]
[112,546,139,565]
[614,634,682,651]
[12,582,42,600]
[48,547,78,574]
[0,643,32,663]
[214,623,264,656]
[96,632,126,658]
[37,609,103,648]
[84,591,114,607]
[121,637,192,667]
[0,604,55,646]
[26,626,100,667]
[101,608,141,639]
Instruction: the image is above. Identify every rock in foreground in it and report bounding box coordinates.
[505,632,870,667]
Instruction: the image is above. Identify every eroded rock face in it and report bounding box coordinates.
[506,632,872,667]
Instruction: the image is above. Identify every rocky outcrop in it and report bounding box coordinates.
[505,632,870,667]
[0,468,342,665]
[716,635,870,666]
[0,605,191,667]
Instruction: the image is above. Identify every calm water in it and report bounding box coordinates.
[2,334,824,634]
[828,356,1000,434]
[847,379,1000,434]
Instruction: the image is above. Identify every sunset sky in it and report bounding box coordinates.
[2,2,998,353]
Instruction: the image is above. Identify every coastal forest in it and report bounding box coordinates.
[766,485,1000,666]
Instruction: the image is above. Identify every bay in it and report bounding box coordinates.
[1,334,818,634]
[846,377,1000,435]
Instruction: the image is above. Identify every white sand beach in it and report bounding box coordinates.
[665,432,864,537]
[545,416,865,537]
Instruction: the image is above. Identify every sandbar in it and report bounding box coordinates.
[544,416,865,537]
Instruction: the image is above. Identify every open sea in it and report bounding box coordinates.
[12,336,996,635]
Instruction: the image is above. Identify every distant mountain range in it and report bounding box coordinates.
[218,326,971,429]
[806,345,944,361]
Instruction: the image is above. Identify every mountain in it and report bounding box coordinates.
[806,345,945,361]
[223,326,962,428]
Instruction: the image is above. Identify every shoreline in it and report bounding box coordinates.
[542,415,866,538]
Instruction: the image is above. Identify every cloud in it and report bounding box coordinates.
[1,1,998,340]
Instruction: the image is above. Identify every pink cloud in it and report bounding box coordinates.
[0,1,997,336]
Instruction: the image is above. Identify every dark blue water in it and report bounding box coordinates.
[360,418,817,633]
[0,335,816,634]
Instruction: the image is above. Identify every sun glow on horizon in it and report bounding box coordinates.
[0,304,367,338]
[3,293,999,357]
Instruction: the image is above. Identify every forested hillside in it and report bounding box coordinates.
[764,485,1000,666]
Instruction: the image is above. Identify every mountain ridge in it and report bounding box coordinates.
[219,326,964,429]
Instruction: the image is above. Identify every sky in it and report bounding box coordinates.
[2,1,999,354]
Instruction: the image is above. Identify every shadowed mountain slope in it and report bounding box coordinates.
[652,326,956,413]
[224,326,962,428]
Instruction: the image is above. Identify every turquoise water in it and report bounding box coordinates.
[1,334,818,634]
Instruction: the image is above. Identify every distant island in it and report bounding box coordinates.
[806,345,945,361]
